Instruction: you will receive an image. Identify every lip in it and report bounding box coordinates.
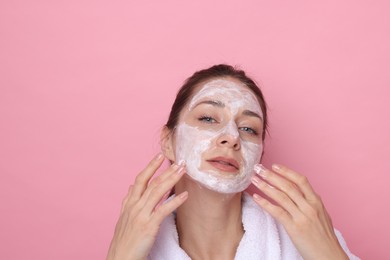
[206,156,240,173]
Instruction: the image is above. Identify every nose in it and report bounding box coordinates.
[217,134,241,150]
[216,123,241,150]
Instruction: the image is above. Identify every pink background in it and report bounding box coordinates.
[1,1,389,259]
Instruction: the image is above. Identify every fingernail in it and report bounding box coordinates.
[272,164,281,171]
[177,165,186,175]
[155,152,163,160]
[251,176,261,186]
[254,164,268,178]
[178,159,185,166]
[253,193,261,200]
[172,164,179,170]
[179,191,188,199]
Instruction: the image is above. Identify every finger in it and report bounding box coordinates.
[131,153,165,200]
[251,176,302,218]
[142,164,186,214]
[253,193,292,226]
[151,191,189,225]
[131,163,181,212]
[142,163,182,201]
[154,190,172,211]
[255,165,312,213]
[149,161,185,185]
[271,164,318,201]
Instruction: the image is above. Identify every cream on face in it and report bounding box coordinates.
[174,79,264,193]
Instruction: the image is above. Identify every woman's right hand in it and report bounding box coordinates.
[106,153,188,260]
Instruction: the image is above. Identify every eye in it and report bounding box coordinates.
[198,115,218,124]
[239,126,258,136]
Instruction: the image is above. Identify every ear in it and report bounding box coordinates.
[160,126,175,161]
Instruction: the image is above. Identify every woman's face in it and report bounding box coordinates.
[173,78,264,193]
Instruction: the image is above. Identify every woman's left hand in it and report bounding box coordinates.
[251,164,348,260]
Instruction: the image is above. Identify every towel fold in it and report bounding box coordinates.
[148,192,359,260]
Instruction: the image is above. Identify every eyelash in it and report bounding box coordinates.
[197,115,259,136]
[198,115,217,123]
[239,127,258,136]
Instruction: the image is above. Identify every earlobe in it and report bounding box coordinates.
[160,126,175,161]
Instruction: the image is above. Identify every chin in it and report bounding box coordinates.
[187,169,252,194]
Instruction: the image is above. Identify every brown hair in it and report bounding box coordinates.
[165,64,268,140]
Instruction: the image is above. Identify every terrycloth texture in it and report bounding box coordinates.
[148,193,359,260]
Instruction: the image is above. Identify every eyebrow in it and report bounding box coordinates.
[193,100,225,108]
[242,110,262,120]
[193,99,263,120]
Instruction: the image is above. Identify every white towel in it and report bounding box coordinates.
[148,193,359,260]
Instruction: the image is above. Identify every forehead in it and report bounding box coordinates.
[188,78,262,116]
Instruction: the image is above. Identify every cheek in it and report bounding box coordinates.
[175,124,217,159]
[175,124,263,172]
[241,142,263,170]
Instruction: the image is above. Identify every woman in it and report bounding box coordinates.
[107,65,359,260]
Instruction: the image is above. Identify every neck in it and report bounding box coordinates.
[175,177,244,260]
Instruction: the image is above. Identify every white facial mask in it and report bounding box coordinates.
[174,79,264,193]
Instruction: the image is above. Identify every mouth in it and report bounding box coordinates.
[206,156,240,173]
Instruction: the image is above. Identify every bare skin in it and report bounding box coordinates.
[106,154,188,260]
[107,161,349,260]
[174,167,245,260]
[251,164,349,260]
[162,125,348,260]
[107,77,350,260]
